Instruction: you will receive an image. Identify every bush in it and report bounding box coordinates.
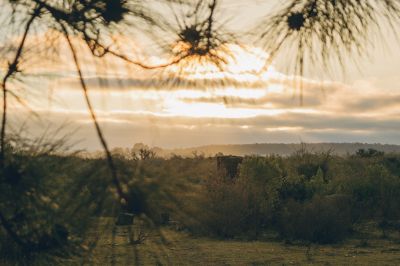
[344,164,400,221]
[193,156,285,239]
[383,155,400,176]
[197,177,252,238]
[278,175,313,202]
[277,195,353,244]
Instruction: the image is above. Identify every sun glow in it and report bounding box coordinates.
[146,44,287,118]
[165,44,278,83]
[38,43,294,121]
[163,101,285,118]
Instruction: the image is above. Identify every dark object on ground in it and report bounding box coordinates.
[116,212,134,226]
[160,212,170,225]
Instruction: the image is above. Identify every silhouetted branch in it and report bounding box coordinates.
[206,0,217,51]
[257,0,400,78]
[84,40,191,70]
[61,23,128,205]
[1,5,42,167]
[158,0,234,73]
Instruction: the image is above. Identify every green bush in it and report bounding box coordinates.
[193,156,285,238]
[197,177,252,238]
[277,195,353,244]
[345,164,400,221]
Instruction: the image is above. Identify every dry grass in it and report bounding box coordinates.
[73,217,400,265]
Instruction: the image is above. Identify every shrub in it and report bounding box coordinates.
[289,148,332,182]
[193,156,285,239]
[196,177,251,238]
[345,164,400,221]
[278,175,313,202]
[383,155,400,176]
[277,195,353,244]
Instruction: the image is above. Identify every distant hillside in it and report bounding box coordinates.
[159,143,400,157]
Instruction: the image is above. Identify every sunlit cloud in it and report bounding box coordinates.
[2,34,400,150]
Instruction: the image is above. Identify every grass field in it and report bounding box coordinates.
[69,217,400,265]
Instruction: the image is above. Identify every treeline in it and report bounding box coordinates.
[1,144,400,264]
[120,147,400,244]
[151,143,400,157]
[189,149,400,243]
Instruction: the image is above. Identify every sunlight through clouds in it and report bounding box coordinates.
[4,38,400,150]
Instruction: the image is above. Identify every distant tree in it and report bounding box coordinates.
[138,148,157,160]
[356,148,385,158]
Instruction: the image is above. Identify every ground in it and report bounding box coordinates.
[61,217,400,265]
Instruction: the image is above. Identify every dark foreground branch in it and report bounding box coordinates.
[0,7,41,167]
[61,24,128,205]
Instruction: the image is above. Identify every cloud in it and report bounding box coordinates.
[341,94,400,112]
[10,109,400,150]
[3,34,399,150]
[62,76,271,91]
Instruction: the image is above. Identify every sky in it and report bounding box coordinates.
[3,1,400,150]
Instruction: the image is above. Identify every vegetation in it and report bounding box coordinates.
[75,220,400,265]
[1,0,400,264]
[2,141,400,264]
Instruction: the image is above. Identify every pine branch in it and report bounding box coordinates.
[61,23,128,206]
[1,6,42,167]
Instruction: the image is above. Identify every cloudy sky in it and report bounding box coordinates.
[3,1,400,150]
